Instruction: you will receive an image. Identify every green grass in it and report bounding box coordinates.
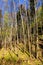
[34,60,43,65]
[0,48,18,62]
[0,46,43,65]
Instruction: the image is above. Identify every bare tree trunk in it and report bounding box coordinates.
[0,10,2,49]
[29,0,35,57]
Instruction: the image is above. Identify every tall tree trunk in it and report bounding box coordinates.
[0,10,2,49]
[30,0,35,19]
[30,0,38,58]
[30,0,35,56]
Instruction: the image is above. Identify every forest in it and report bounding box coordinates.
[0,0,43,65]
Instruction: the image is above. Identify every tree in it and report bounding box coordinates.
[0,10,2,49]
[30,0,35,19]
[4,12,11,48]
[29,0,39,58]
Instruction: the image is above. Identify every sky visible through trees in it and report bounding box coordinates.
[0,0,42,15]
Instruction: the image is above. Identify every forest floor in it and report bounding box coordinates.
[0,43,43,65]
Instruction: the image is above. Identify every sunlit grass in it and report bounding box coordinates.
[0,45,43,65]
[0,48,18,61]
